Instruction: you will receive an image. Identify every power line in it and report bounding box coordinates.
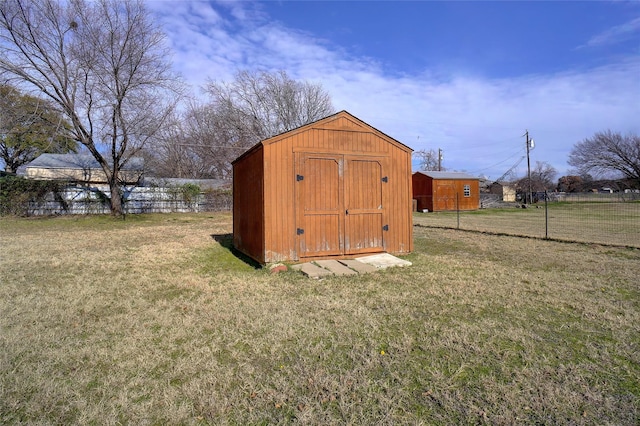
[468,148,526,174]
[409,136,529,155]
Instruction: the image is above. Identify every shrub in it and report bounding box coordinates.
[180,183,201,204]
[0,176,64,216]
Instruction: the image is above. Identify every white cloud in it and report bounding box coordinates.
[582,16,640,48]
[150,2,640,180]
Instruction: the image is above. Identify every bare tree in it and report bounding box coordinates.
[0,0,182,215]
[147,70,334,180]
[532,161,558,191]
[206,71,335,155]
[141,111,206,179]
[568,130,640,187]
[183,102,245,179]
[143,101,247,180]
[414,149,444,171]
[515,161,557,200]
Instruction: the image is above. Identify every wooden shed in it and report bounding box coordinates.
[232,110,414,264]
[412,171,480,212]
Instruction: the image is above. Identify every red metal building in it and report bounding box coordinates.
[412,171,480,212]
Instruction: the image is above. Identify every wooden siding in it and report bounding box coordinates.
[233,145,265,263]
[234,111,413,264]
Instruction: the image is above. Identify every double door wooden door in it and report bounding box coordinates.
[295,152,387,258]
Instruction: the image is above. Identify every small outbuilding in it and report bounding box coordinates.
[412,171,480,212]
[232,110,414,264]
[489,181,516,202]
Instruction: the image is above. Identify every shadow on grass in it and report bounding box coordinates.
[211,233,262,269]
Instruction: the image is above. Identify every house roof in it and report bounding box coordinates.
[233,110,412,164]
[25,153,144,171]
[144,177,231,190]
[415,171,479,180]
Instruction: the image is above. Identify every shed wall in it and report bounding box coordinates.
[233,146,265,263]
[412,173,434,212]
[261,115,412,263]
[431,179,479,211]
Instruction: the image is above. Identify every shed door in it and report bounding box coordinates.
[295,153,344,257]
[344,157,385,254]
[434,181,457,211]
[295,153,386,258]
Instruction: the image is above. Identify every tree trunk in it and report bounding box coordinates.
[108,179,124,216]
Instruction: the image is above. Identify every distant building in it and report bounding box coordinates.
[489,182,516,202]
[412,171,480,212]
[24,153,143,185]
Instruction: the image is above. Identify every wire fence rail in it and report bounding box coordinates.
[413,192,640,249]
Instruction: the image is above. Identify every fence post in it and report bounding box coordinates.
[544,190,548,239]
[456,192,460,229]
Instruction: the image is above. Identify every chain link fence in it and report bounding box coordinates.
[413,192,640,248]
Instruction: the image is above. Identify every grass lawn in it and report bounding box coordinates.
[1,212,638,424]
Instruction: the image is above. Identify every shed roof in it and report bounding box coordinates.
[233,110,412,164]
[415,171,479,180]
[26,153,144,171]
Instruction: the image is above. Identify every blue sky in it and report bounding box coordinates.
[149,1,640,181]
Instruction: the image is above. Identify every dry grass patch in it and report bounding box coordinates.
[1,213,638,424]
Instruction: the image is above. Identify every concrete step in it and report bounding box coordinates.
[315,260,358,276]
[290,262,333,279]
[291,254,411,278]
[355,253,412,269]
[338,259,378,274]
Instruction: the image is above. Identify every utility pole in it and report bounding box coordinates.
[438,148,443,171]
[524,130,534,204]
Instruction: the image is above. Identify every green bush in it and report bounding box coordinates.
[180,183,201,204]
[0,176,64,216]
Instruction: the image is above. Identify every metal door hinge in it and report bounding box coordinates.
[297,228,305,235]
[296,174,304,181]
[382,224,389,231]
